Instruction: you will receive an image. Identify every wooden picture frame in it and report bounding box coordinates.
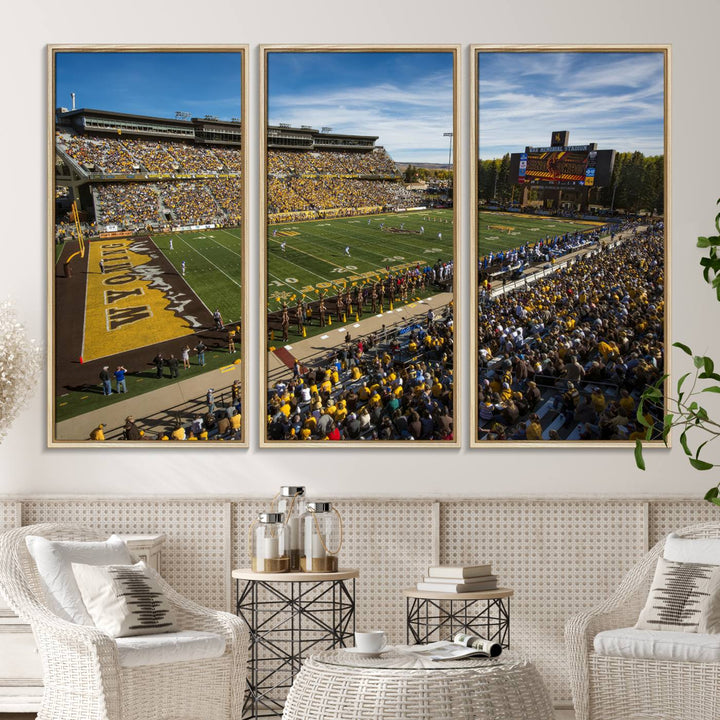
[470,45,670,447]
[48,45,248,446]
[260,45,460,447]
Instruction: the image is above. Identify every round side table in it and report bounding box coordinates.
[233,568,359,719]
[404,587,514,647]
[282,647,554,720]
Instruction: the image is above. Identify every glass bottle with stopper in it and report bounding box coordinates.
[301,501,343,573]
[276,486,306,571]
[251,512,290,573]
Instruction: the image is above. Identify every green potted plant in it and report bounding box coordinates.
[635,200,720,506]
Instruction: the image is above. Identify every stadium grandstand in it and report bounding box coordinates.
[476,220,665,442]
[54,108,243,235]
[267,306,454,441]
[266,124,423,224]
[55,112,422,234]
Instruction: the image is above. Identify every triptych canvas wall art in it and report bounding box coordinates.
[48,44,669,449]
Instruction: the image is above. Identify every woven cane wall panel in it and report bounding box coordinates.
[22,501,228,610]
[648,500,720,545]
[0,501,18,531]
[440,500,645,704]
[339,500,434,644]
[232,500,434,646]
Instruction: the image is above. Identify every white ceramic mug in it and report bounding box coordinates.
[354,630,387,654]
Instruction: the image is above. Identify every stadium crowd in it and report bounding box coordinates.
[57,131,239,176]
[268,148,398,176]
[477,224,612,281]
[93,184,162,228]
[476,222,665,441]
[91,177,243,229]
[58,129,419,230]
[266,307,454,441]
[268,177,419,215]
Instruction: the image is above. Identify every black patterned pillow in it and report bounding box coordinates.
[71,561,178,638]
[635,557,720,633]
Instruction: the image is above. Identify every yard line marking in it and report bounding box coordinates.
[210,236,242,259]
[268,237,347,271]
[268,250,335,283]
[267,270,303,294]
[176,234,242,289]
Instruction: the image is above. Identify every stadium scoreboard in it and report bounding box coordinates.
[510,131,615,188]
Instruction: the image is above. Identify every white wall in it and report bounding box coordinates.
[1,0,718,498]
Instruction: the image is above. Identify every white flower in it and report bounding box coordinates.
[0,301,43,443]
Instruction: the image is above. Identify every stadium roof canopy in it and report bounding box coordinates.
[56,108,242,145]
[267,124,378,151]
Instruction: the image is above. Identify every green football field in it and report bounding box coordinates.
[266,209,454,311]
[478,211,605,256]
[151,227,243,323]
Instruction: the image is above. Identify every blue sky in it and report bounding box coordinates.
[268,52,454,164]
[55,52,243,120]
[478,52,665,159]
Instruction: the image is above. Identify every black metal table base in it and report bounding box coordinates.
[406,596,510,648]
[237,578,356,719]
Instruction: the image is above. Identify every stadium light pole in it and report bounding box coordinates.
[443,132,453,169]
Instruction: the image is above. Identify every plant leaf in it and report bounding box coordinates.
[701,386,720,394]
[634,440,646,471]
[662,414,673,445]
[696,440,710,460]
[705,486,720,501]
[705,357,715,375]
[690,458,715,471]
[673,342,692,356]
[680,431,692,457]
[636,405,651,428]
[694,356,705,369]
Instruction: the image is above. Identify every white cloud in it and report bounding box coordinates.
[269,73,454,162]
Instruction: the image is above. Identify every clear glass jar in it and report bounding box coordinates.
[251,513,290,573]
[301,502,342,573]
[277,486,306,571]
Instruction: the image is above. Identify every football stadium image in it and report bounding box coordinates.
[473,49,667,444]
[263,49,457,444]
[51,49,246,443]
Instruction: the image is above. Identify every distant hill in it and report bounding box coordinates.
[396,162,452,172]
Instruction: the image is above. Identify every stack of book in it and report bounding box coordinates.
[416,564,498,593]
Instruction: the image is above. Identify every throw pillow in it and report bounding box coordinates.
[25,534,134,625]
[636,557,720,633]
[71,561,178,638]
[664,532,720,565]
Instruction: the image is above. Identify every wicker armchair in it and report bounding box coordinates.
[0,523,248,720]
[565,521,720,720]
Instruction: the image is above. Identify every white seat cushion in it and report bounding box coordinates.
[594,627,720,663]
[664,532,720,565]
[115,630,226,668]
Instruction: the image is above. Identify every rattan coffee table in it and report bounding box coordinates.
[281,647,554,720]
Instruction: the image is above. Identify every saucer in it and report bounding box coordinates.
[343,647,390,657]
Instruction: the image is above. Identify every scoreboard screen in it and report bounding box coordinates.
[519,150,595,185]
[510,147,615,187]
